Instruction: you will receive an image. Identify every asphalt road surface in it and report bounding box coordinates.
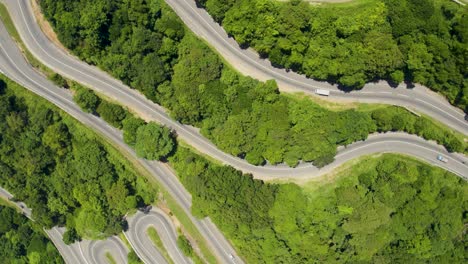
[0,0,467,263]
[0,187,129,264]
[165,0,468,135]
[125,208,192,264]
[0,18,242,263]
[0,12,467,264]
[47,227,129,264]
[1,0,466,180]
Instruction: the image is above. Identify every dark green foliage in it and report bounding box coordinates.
[200,0,468,111]
[40,0,466,168]
[0,76,156,239]
[40,0,182,102]
[135,122,175,160]
[73,86,100,113]
[171,148,467,263]
[177,235,193,257]
[62,228,80,245]
[96,100,128,129]
[48,73,68,88]
[0,205,64,263]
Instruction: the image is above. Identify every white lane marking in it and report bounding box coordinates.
[78,241,92,264]
[16,0,248,172]
[173,0,467,122]
[2,38,466,181]
[336,139,467,174]
[15,0,468,177]
[124,230,152,264]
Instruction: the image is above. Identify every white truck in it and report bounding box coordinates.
[315,89,330,96]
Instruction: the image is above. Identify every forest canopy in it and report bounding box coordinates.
[198,0,468,111]
[170,148,468,263]
[0,205,64,263]
[0,77,156,240]
[40,0,466,167]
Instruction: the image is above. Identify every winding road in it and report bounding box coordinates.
[0,17,242,264]
[0,187,128,264]
[166,0,468,135]
[1,0,466,180]
[47,227,129,264]
[125,208,193,264]
[0,0,467,263]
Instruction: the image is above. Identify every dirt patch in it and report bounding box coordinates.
[31,0,67,52]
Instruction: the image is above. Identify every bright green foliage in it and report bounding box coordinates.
[0,206,64,263]
[122,116,146,146]
[128,251,143,264]
[0,76,156,239]
[171,148,467,263]
[135,122,175,160]
[73,86,100,113]
[40,0,466,168]
[199,0,468,111]
[177,235,194,257]
[371,106,466,152]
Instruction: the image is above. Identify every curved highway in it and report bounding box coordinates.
[0,19,242,263]
[47,227,129,264]
[166,0,468,135]
[0,11,466,264]
[0,187,128,264]
[0,1,467,262]
[1,0,466,180]
[125,208,192,264]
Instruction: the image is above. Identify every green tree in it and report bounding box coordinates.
[74,88,99,113]
[122,116,146,146]
[135,122,175,160]
[62,228,80,245]
[177,235,194,257]
[96,101,127,129]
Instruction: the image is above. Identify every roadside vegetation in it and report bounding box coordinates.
[3,70,466,262]
[40,0,466,168]
[68,65,467,264]
[177,235,194,258]
[170,150,467,263]
[197,0,468,111]
[0,76,157,241]
[147,227,174,264]
[0,205,64,263]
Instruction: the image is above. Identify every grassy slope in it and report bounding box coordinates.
[147,227,174,264]
[0,6,218,262]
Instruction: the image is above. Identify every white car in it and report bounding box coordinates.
[437,154,448,163]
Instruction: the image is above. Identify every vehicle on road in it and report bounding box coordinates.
[437,154,448,163]
[315,89,330,96]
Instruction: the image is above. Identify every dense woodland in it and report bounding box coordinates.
[198,0,468,111]
[1,1,468,262]
[0,205,63,263]
[0,77,156,241]
[171,149,467,263]
[41,0,466,167]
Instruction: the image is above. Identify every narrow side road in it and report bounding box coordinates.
[0,187,129,264]
[1,0,466,180]
[0,18,242,264]
[165,0,468,135]
[125,208,193,264]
